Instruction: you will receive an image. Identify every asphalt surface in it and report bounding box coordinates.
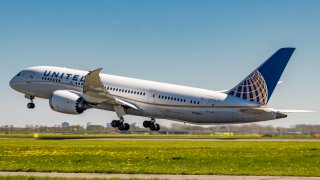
[1,172,320,180]
[67,138,320,142]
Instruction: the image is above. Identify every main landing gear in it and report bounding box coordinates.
[111,106,160,132]
[143,118,160,131]
[111,117,130,131]
[112,105,130,131]
[25,95,35,109]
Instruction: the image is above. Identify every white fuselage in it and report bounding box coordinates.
[10,66,281,124]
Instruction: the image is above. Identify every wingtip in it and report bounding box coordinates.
[89,68,103,74]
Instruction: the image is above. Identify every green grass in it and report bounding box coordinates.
[0,139,319,176]
[0,177,144,180]
[0,133,262,139]
[1,133,317,140]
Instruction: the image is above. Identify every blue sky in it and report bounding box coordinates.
[0,0,319,127]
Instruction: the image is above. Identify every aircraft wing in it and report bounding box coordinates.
[83,68,142,111]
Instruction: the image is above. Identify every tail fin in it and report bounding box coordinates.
[227,48,295,105]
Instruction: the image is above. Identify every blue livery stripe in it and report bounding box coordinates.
[227,48,295,105]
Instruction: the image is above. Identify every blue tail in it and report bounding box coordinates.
[227,48,295,105]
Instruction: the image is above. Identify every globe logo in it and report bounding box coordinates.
[229,70,268,105]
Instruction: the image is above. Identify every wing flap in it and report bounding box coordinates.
[114,97,142,111]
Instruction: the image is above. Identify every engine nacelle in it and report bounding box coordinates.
[49,90,86,114]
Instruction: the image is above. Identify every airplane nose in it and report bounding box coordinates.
[9,77,16,89]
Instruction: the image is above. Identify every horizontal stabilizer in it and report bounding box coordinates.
[277,109,314,113]
[240,108,268,114]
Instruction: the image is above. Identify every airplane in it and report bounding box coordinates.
[9,47,310,131]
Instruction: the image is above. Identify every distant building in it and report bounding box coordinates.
[62,122,70,128]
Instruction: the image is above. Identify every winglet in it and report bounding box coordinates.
[82,68,142,111]
[83,68,105,94]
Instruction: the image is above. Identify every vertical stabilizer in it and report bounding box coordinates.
[227,48,295,105]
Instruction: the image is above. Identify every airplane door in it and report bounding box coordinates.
[206,99,215,113]
[147,90,157,103]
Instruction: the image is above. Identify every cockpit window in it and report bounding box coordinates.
[17,71,26,77]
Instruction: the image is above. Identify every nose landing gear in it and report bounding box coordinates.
[25,95,35,109]
[27,102,35,109]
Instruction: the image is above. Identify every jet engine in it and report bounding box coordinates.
[49,90,87,114]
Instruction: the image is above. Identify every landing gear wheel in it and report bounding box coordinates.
[155,123,160,131]
[149,123,160,131]
[124,123,130,131]
[27,103,35,109]
[111,120,120,127]
[149,123,156,131]
[118,123,125,131]
[143,121,151,128]
[117,123,130,131]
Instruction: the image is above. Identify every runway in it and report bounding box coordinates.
[1,172,320,180]
[67,138,320,142]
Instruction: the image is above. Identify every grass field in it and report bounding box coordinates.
[0,177,143,180]
[0,177,129,180]
[0,139,320,176]
[0,133,316,140]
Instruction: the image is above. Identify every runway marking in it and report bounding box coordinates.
[0,172,319,180]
